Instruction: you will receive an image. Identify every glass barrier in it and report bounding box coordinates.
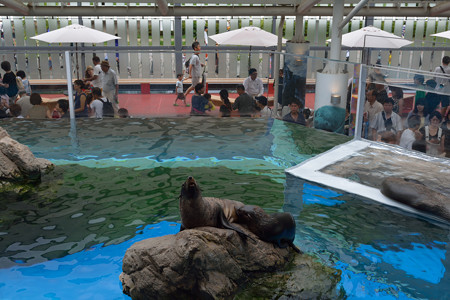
[1,48,448,158]
[356,63,449,158]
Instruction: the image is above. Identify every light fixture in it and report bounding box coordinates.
[330,94,341,105]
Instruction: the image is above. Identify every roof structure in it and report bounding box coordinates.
[0,0,449,17]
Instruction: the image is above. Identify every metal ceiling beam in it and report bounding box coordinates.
[0,0,29,15]
[338,0,370,31]
[0,5,448,17]
[296,0,322,14]
[430,1,450,17]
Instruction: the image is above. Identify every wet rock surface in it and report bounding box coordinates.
[120,225,340,299]
[0,127,54,188]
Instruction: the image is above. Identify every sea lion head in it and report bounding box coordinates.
[180,176,201,200]
[236,205,260,222]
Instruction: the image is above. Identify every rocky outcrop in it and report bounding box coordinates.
[0,127,53,185]
[120,225,340,299]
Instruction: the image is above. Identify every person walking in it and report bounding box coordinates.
[433,56,450,117]
[184,42,204,99]
[101,60,119,116]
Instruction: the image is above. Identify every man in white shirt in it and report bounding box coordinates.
[15,90,33,117]
[243,68,264,98]
[101,60,119,116]
[363,89,383,139]
[91,56,103,89]
[370,98,403,142]
[433,56,450,116]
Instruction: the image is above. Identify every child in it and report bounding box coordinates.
[174,74,189,107]
[118,108,130,118]
[399,115,421,150]
[16,70,31,95]
[255,96,272,118]
[203,93,215,111]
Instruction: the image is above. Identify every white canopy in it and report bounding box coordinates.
[209,26,287,47]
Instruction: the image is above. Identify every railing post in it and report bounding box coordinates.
[354,64,367,140]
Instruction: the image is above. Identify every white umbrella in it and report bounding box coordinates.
[431,30,450,40]
[209,26,287,47]
[210,26,287,74]
[31,24,120,120]
[30,24,120,44]
[327,26,413,49]
[31,24,120,78]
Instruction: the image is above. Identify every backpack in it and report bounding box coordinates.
[184,57,191,74]
[100,98,114,117]
[16,77,25,91]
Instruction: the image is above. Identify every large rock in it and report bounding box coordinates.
[120,225,340,299]
[0,127,53,184]
[120,225,294,299]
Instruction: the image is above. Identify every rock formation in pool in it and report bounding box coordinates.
[120,225,340,299]
[0,127,54,189]
[381,176,450,222]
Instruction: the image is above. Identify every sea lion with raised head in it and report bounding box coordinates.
[236,205,302,253]
[179,176,253,240]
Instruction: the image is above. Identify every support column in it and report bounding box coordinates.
[314,0,348,134]
[282,42,310,112]
[278,13,310,116]
[174,15,182,76]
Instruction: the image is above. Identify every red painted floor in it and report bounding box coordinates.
[43,93,316,117]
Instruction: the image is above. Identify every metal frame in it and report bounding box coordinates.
[1,1,450,17]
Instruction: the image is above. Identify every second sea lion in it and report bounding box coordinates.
[236,205,302,253]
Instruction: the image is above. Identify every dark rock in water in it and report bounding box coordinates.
[314,105,346,134]
[381,177,450,222]
[0,127,54,188]
[120,225,340,299]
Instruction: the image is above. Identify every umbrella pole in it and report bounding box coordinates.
[76,43,80,79]
[248,46,252,71]
[65,50,75,120]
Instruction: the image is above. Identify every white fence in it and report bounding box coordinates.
[0,16,449,80]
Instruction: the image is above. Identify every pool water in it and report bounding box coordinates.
[0,118,448,299]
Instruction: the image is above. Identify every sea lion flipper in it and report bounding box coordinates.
[289,242,302,254]
[218,208,255,242]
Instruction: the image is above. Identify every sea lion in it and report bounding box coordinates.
[179,176,253,240]
[381,177,450,222]
[236,205,302,253]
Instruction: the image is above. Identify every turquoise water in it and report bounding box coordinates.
[0,117,448,299]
